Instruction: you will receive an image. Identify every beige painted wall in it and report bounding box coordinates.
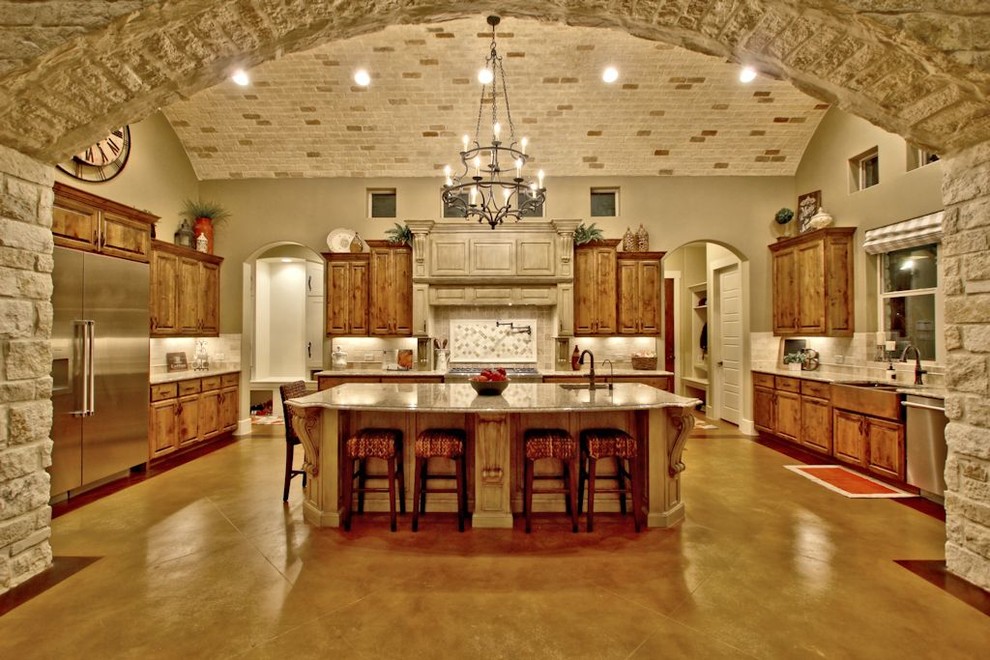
[794,108,944,332]
[54,112,199,235]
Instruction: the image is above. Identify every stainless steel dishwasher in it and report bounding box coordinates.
[903,394,948,502]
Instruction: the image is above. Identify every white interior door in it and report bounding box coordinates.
[715,263,741,424]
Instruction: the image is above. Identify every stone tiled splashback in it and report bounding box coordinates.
[565,336,661,369]
[433,307,556,368]
[750,331,944,386]
[449,319,538,363]
[150,334,241,370]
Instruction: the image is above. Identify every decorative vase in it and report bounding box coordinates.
[636,224,649,251]
[622,227,636,252]
[787,362,801,372]
[193,216,214,254]
[809,207,834,231]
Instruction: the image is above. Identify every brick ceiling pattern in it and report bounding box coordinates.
[162,19,828,180]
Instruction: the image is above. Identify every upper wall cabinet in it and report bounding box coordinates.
[574,240,619,336]
[324,252,370,336]
[617,251,665,335]
[52,182,157,263]
[325,241,412,337]
[769,227,855,337]
[428,232,556,278]
[150,240,223,337]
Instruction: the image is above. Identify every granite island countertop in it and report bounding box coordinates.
[289,382,699,413]
[315,367,674,379]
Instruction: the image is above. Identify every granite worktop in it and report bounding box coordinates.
[150,365,240,385]
[752,367,946,399]
[288,382,699,413]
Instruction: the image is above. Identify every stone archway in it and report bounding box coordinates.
[0,1,988,592]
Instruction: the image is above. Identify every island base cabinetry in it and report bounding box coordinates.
[149,373,239,460]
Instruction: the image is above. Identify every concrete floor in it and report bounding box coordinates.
[1,421,987,658]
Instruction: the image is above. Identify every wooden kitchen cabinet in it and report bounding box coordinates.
[148,373,239,461]
[800,393,833,454]
[775,389,802,443]
[151,240,223,337]
[574,240,618,335]
[52,182,156,263]
[325,252,369,336]
[769,227,855,337]
[617,252,664,335]
[752,372,775,433]
[833,409,869,468]
[368,240,412,336]
[149,397,178,458]
[867,418,905,480]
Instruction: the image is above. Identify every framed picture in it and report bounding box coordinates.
[166,352,188,372]
[797,190,822,233]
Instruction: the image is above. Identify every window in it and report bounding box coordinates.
[879,243,939,361]
[368,189,397,218]
[442,190,468,218]
[849,147,879,192]
[907,144,940,171]
[590,188,618,217]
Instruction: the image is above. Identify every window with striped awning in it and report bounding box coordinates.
[863,210,943,254]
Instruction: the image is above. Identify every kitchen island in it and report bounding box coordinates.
[286,382,699,530]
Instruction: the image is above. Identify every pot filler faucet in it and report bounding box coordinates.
[900,344,927,385]
[579,350,596,388]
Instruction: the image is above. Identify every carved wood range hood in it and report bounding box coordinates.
[405,220,579,310]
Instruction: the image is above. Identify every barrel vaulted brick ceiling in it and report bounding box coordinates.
[162,19,830,179]
[0,1,986,173]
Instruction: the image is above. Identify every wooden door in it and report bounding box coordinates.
[867,418,905,480]
[198,262,220,335]
[775,390,801,442]
[198,389,221,439]
[326,258,369,336]
[150,250,179,335]
[178,257,201,334]
[593,247,617,334]
[833,410,867,467]
[100,210,151,262]
[573,248,596,334]
[219,385,238,431]
[796,239,826,333]
[616,260,640,334]
[391,249,412,335]
[801,396,832,454]
[149,399,178,458]
[825,236,854,335]
[637,260,661,334]
[753,385,775,433]
[369,249,392,335]
[772,246,797,334]
[177,394,199,447]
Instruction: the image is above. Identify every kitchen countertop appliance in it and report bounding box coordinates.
[51,247,150,499]
[903,393,948,502]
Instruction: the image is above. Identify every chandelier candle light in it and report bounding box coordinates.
[441,16,546,230]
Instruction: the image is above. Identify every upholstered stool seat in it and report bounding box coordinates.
[412,428,468,532]
[523,428,579,533]
[342,428,405,532]
[579,428,642,533]
[278,381,309,502]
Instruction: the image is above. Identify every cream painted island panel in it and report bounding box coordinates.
[287,383,698,530]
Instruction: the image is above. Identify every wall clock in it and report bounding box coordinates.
[57,126,131,182]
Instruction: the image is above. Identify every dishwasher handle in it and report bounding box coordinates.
[902,400,945,413]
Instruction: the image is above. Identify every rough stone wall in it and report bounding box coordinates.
[0,145,54,594]
[942,141,990,591]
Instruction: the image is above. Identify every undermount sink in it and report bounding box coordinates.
[558,383,611,390]
[837,381,901,390]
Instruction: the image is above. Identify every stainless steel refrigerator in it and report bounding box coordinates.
[51,247,150,498]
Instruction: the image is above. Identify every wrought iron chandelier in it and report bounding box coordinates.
[441,15,546,230]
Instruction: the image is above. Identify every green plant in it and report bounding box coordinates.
[775,207,794,225]
[573,222,604,246]
[783,351,805,364]
[384,222,413,246]
[181,199,231,224]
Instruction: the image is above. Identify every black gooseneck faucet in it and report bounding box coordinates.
[579,349,596,388]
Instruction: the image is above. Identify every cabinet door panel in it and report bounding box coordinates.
[198,262,220,335]
[198,390,221,439]
[867,419,904,480]
[772,247,797,334]
[833,410,866,467]
[594,248,617,333]
[796,241,826,333]
[801,396,832,454]
[573,249,595,334]
[177,394,199,447]
[178,258,201,334]
[616,260,640,334]
[391,250,412,335]
[220,386,238,431]
[753,386,775,433]
[775,391,801,442]
[150,400,178,457]
[369,250,392,335]
[826,238,854,334]
[101,211,150,262]
[637,261,661,334]
[52,200,99,251]
[150,251,179,335]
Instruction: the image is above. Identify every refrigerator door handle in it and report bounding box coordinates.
[72,320,89,417]
[85,320,96,416]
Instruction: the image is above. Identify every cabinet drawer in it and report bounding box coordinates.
[775,376,801,393]
[752,372,775,388]
[178,379,201,396]
[801,380,831,399]
[150,383,177,402]
[201,376,222,391]
[221,373,239,387]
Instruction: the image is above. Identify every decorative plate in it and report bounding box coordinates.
[326,228,358,253]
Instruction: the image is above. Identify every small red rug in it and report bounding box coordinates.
[785,465,915,498]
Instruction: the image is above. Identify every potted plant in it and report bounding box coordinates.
[775,207,795,238]
[573,222,604,246]
[181,199,230,254]
[783,351,805,371]
[384,222,413,246]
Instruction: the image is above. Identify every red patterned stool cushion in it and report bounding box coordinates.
[415,429,466,458]
[524,428,576,460]
[346,428,402,459]
[581,428,637,459]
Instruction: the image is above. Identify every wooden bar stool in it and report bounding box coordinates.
[412,428,467,532]
[579,428,642,533]
[342,428,405,532]
[523,428,579,533]
[278,381,309,502]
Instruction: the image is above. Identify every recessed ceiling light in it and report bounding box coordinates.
[478,68,494,85]
[231,69,250,86]
[353,69,371,87]
[602,67,619,84]
[739,66,758,83]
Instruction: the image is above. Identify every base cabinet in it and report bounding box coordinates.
[149,373,239,460]
[800,396,832,454]
[832,409,868,467]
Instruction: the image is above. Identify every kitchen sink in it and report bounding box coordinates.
[831,382,903,420]
[558,383,611,390]
[837,381,901,390]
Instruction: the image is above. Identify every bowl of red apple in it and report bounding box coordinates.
[469,368,510,395]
